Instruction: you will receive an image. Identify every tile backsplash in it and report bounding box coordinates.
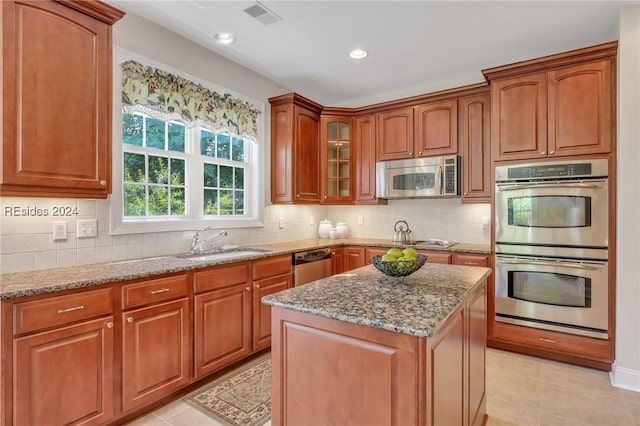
[0,196,489,273]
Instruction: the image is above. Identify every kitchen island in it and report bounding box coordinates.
[263,262,491,426]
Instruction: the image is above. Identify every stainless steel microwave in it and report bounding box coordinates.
[375,155,460,199]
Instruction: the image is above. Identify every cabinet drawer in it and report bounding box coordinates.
[194,263,251,294]
[455,254,489,267]
[122,275,188,310]
[13,287,114,335]
[419,251,453,264]
[252,255,292,280]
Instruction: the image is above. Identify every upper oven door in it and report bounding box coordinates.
[495,179,608,248]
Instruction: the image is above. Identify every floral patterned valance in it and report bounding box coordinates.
[121,60,260,140]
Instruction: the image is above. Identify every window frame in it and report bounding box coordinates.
[110,48,266,235]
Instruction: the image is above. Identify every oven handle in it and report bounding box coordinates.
[497,182,605,191]
[438,165,443,195]
[497,260,604,271]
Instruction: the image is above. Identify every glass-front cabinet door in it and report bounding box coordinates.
[320,115,354,204]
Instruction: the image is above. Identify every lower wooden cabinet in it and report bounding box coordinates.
[13,316,115,426]
[455,253,489,267]
[121,298,190,412]
[419,250,453,264]
[343,246,365,271]
[253,273,292,351]
[331,248,344,274]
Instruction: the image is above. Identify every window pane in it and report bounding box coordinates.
[170,158,185,185]
[220,165,233,188]
[204,189,218,215]
[232,137,244,162]
[149,186,169,215]
[200,130,216,157]
[124,152,145,183]
[219,190,233,215]
[124,183,146,216]
[234,167,244,190]
[146,118,165,149]
[234,190,244,214]
[149,156,169,184]
[170,188,186,215]
[217,134,231,159]
[204,164,218,187]
[123,114,143,146]
[168,122,185,152]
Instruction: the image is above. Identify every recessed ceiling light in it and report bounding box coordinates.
[349,48,368,59]
[214,32,236,45]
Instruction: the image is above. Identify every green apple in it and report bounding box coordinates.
[387,248,403,258]
[402,247,418,258]
[381,254,398,262]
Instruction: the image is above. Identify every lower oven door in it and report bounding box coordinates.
[495,254,608,339]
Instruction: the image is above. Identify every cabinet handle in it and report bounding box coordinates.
[127,317,134,323]
[418,151,422,155]
[296,193,300,197]
[245,287,250,292]
[464,192,468,196]
[57,305,84,314]
[371,195,375,199]
[150,288,170,295]
[255,284,261,289]
[549,150,555,155]
[409,152,413,156]
[106,322,114,329]
[540,151,546,155]
[99,180,107,186]
[539,337,556,343]
[464,262,479,265]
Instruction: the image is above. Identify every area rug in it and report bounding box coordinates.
[185,354,272,426]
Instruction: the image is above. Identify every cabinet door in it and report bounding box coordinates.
[419,251,453,264]
[331,248,344,275]
[414,100,458,157]
[491,73,548,161]
[548,59,613,157]
[294,106,321,202]
[355,114,385,204]
[2,1,119,198]
[467,285,487,426]
[270,103,294,203]
[122,298,190,412]
[365,247,389,263]
[321,115,353,204]
[344,247,365,271]
[253,274,292,351]
[459,94,491,202]
[13,316,114,426]
[376,107,415,160]
[194,284,251,378]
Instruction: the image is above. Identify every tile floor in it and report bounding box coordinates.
[127,348,639,426]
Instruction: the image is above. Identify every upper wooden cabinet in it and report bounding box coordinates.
[269,93,323,204]
[484,42,616,161]
[459,93,491,203]
[354,114,386,205]
[1,0,124,198]
[376,100,458,161]
[320,114,354,204]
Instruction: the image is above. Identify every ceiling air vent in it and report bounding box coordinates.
[243,2,283,26]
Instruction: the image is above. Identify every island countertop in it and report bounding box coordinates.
[262,262,491,338]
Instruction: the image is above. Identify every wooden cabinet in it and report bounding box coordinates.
[365,247,388,263]
[1,0,124,198]
[331,248,344,275]
[194,264,252,378]
[320,115,354,204]
[419,250,454,264]
[251,256,293,350]
[11,289,115,426]
[466,284,487,426]
[455,253,489,267]
[343,246,366,271]
[354,114,386,204]
[121,275,190,412]
[459,93,491,202]
[269,93,323,204]
[377,101,458,161]
[485,43,616,161]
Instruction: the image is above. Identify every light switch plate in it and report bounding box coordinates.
[77,219,98,238]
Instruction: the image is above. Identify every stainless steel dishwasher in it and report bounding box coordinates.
[293,248,332,286]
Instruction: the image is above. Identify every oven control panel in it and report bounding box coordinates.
[496,158,608,182]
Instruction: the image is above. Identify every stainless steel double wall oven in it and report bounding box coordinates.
[494,159,609,339]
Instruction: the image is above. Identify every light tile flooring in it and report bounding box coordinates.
[128,348,639,426]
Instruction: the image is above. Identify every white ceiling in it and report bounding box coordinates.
[108,1,626,107]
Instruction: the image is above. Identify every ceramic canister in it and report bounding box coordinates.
[318,219,333,239]
[336,222,349,238]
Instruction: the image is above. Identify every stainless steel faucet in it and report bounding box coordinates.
[190,227,228,254]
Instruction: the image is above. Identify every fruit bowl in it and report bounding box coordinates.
[371,254,427,277]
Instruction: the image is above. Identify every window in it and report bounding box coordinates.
[111,52,264,234]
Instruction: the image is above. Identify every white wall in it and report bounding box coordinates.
[612,4,640,391]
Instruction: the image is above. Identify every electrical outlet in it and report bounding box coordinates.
[309,216,315,225]
[357,215,364,225]
[278,217,285,229]
[53,221,67,241]
[77,219,98,238]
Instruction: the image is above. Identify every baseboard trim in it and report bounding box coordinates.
[610,363,640,392]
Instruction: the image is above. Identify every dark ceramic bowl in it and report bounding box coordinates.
[371,254,427,277]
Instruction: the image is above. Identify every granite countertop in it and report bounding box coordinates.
[262,263,492,338]
[0,238,490,300]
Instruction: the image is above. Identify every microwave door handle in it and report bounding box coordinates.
[498,182,605,192]
[438,166,443,195]
[497,260,604,271]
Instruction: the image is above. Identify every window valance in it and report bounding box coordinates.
[121,60,260,139]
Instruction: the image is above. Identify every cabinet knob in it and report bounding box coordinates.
[464,192,468,196]
[127,317,134,323]
[409,152,413,156]
[255,284,261,289]
[418,151,422,155]
[106,322,114,329]
[324,196,327,199]
[296,193,300,198]
[540,151,546,155]
[245,287,250,292]
[549,150,555,155]
[371,195,375,199]
[99,180,107,186]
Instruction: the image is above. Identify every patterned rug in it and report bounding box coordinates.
[185,354,272,426]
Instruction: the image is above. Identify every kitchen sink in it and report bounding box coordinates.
[410,240,458,249]
[176,247,272,262]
